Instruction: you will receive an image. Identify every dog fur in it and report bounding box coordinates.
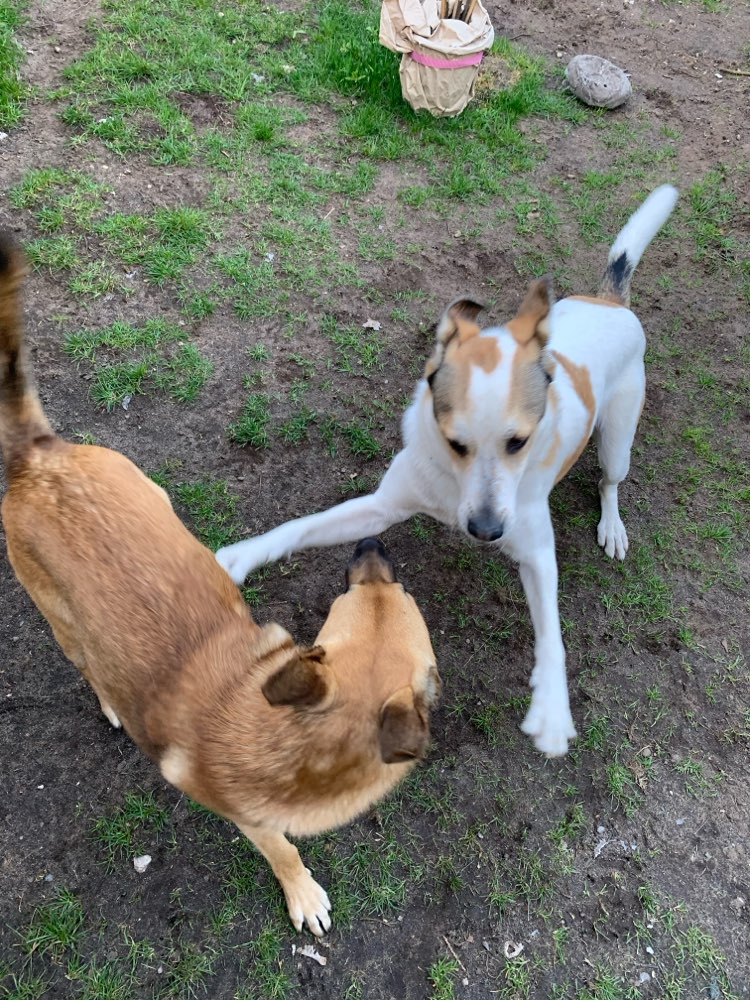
[0,237,439,936]
[217,185,679,757]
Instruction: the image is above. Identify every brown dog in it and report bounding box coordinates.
[0,236,440,936]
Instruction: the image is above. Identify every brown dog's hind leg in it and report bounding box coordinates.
[19,573,121,728]
[236,822,331,936]
[51,620,121,729]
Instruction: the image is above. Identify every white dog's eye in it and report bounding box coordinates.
[447,438,469,458]
[506,436,528,455]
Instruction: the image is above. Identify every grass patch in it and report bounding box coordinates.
[10,168,105,227]
[65,319,212,409]
[229,390,271,448]
[0,0,27,128]
[154,474,243,550]
[91,790,169,870]
[687,166,750,303]
[428,957,460,1000]
[21,888,85,960]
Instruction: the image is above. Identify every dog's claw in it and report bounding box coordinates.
[284,869,332,937]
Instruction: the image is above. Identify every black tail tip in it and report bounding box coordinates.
[0,232,20,276]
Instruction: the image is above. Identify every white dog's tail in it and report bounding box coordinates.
[598,184,679,307]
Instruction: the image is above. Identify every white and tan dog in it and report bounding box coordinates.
[218,185,678,757]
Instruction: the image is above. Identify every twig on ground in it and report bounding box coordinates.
[443,935,468,975]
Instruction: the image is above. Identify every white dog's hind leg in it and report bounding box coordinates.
[512,508,577,756]
[595,369,645,561]
[216,451,423,583]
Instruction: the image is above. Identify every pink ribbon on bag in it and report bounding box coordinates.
[410,50,484,70]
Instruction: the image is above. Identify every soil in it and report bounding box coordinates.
[1,1,749,998]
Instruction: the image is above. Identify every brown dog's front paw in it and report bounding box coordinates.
[285,868,332,936]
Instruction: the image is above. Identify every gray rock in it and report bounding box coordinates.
[565,54,632,109]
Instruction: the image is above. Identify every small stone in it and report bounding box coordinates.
[565,54,632,109]
[645,945,654,956]
[133,854,152,874]
[0,132,8,142]
[676,817,686,826]
[639,972,651,984]
[729,896,745,914]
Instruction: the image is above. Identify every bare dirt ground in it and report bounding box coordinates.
[1,1,749,998]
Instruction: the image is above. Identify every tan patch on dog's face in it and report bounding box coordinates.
[552,351,596,482]
[460,334,501,373]
[429,335,502,433]
[507,340,550,438]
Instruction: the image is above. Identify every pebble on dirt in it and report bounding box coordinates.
[133,854,152,874]
[565,54,632,109]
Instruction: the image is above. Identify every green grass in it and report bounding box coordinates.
[0,0,27,128]
[428,957,460,1000]
[95,207,215,285]
[228,390,271,448]
[0,971,50,1000]
[25,234,81,271]
[687,167,750,303]
[91,791,169,870]
[168,476,242,550]
[65,319,212,409]
[10,168,105,225]
[21,888,85,960]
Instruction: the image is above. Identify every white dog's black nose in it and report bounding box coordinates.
[467,514,504,542]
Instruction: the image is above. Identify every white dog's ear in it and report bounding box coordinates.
[261,646,330,709]
[508,277,554,347]
[425,297,484,378]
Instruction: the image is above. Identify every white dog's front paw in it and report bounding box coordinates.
[215,539,271,584]
[597,512,629,561]
[284,868,332,937]
[520,688,577,757]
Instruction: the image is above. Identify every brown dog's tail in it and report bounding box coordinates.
[0,234,54,476]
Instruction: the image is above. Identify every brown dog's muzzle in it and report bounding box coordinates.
[346,537,397,587]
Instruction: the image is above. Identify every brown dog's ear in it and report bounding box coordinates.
[507,277,554,347]
[262,646,329,709]
[379,686,429,764]
[425,297,484,379]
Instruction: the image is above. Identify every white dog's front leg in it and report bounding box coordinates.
[513,511,577,757]
[216,451,423,584]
